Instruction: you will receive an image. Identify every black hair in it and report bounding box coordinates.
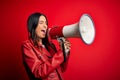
[27,12,57,52]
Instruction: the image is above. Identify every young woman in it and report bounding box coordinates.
[21,12,71,80]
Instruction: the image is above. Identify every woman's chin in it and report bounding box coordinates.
[41,35,46,38]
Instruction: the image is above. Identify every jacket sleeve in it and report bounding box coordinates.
[60,53,70,72]
[22,42,64,79]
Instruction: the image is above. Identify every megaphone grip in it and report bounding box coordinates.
[58,38,66,62]
[49,26,64,39]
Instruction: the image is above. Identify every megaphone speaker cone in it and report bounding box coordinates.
[79,14,95,45]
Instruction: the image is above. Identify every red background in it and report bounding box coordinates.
[0,0,120,80]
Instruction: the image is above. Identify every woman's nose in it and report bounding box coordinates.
[44,23,47,29]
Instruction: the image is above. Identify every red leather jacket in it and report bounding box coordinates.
[21,39,70,80]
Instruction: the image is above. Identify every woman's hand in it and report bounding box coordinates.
[58,37,71,55]
[63,38,71,51]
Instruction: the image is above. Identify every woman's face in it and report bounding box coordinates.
[35,15,48,39]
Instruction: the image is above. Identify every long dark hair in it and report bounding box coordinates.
[27,12,57,52]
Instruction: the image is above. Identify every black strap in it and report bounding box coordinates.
[56,69,62,80]
[59,38,66,62]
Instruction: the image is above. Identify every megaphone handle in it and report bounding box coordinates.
[61,40,66,62]
[57,37,66,62]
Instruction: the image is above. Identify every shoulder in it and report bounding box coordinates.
[22,39,31,44]
[21,40,32,49]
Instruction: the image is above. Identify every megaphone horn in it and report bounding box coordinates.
[49,14,96,45]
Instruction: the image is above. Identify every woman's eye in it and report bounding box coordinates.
[39,22,43,24]
[39,21,47,25]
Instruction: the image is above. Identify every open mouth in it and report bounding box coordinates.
[41,30,46,34]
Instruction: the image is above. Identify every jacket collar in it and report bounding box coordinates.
[29,38,43,49]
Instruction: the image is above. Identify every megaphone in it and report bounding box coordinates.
[49,14,95,45]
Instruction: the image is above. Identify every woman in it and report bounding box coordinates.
[22,12,71,80]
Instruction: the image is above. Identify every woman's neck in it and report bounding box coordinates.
[37,38,42,45]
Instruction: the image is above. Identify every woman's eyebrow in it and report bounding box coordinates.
[39,20,46,22]
[39,21,44,22]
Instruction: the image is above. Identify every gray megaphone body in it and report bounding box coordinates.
[48,14,95,45]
